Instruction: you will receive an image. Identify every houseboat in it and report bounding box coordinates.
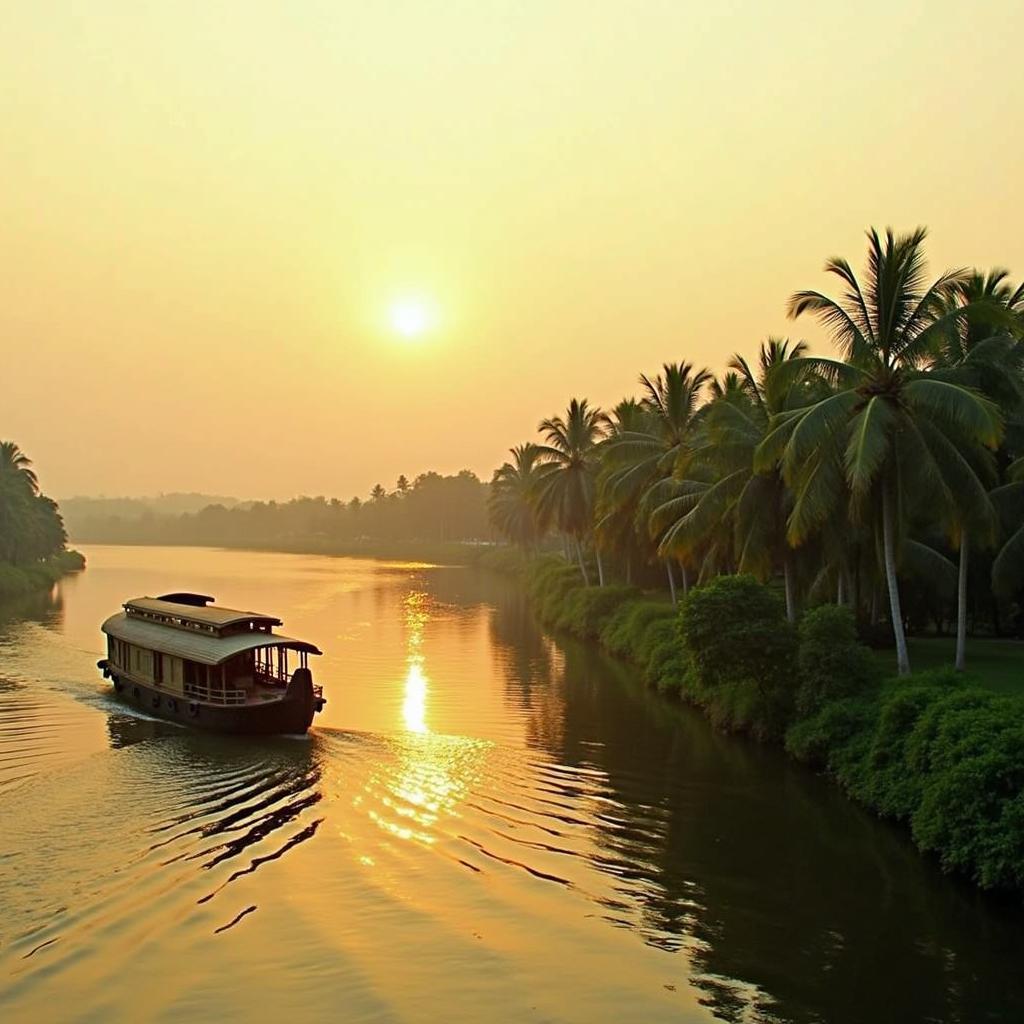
[97,593,325,735]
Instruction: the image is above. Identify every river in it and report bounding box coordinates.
[1,545,1021,1023]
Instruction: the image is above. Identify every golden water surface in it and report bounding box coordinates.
[1,546,1021,1023]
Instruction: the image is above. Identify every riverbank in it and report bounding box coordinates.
[480,548,1024,897]
[0,550,86,601]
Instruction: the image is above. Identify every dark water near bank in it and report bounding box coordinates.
[1,546,1021,1023]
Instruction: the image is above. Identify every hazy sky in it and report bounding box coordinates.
[4,1,1024,500]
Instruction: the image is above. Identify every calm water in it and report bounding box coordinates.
[1,546,1021,1023]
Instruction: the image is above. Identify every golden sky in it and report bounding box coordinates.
[4,1,1024,500]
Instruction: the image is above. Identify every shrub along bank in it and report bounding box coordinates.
[0,549,86,601]
[484,551,1024,895]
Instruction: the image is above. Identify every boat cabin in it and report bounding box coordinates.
[101,593,323,708]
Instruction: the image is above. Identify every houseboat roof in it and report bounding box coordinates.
[101,611,322,666]
[125,596,283,631]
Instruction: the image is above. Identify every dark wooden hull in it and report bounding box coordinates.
[104,671,317,735]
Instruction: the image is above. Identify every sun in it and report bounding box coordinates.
[389,299,433,339]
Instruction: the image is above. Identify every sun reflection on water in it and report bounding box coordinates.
[402,591,430,734]
[355,589,493,847]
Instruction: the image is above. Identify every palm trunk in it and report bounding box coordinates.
[575,538,590,586]
[679,562,689,597]
[837,570,845,606]
[955,532,968,672]
[595,548,605,587]
[783,558,796,623]
[625,554,632,586]
[882,487,911,676]
[666,561,677,608]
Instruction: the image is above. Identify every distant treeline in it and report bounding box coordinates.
[0,442,84,599]
[60,492,244,524]
[65,471,493,549]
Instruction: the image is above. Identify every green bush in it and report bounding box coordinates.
[796,604,879,717]
[679,575,798,737]
[598,600,677,661]
[841,676,957,818]
[527,560,585,625]
[558,585,640,638]
[637,618,687,692]
[785,695,879,767]
[912,714,1024,889]
[680,575,797,691]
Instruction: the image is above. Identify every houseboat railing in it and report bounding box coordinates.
[184,681,248,706]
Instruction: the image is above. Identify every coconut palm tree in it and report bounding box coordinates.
[534,398,608,584]
[0,442,39,495]
[601,363,712,597]
[594,399,655,583]
[760,228,1003,674]
[489,444,546,550]
[651,340,818,620]
[929,269,1023,668]
[992,456,1024,599]
[0,442,66,565]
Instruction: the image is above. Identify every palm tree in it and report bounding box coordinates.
[0,441,39,495]
[602,363,711,598]
[760,228,1003,674]
[0,442,65,566]
[534,398,608,584]
[489,444,546,550]
[594,399,655,584]
[992,456,1024,599]
[652,341,816,620]
[930,269,1023,668]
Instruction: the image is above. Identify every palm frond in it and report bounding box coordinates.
[844,396,895,496]
[903,378,1003,448]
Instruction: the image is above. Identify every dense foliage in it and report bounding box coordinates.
[0,442,67,565]
[795,604,880,716]
[0,442,83,597]
[488,227,1024,673]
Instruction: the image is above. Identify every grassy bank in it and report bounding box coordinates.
[0,550,87,601]
[876,638,1024,698]
[480,548,1024,896]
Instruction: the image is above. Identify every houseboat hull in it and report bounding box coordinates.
[101,665,319,736]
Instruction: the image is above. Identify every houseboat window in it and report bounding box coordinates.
[132,647,154,680]
[161,654,182,689]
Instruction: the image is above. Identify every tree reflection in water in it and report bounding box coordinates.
[481,571,1024,1024]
